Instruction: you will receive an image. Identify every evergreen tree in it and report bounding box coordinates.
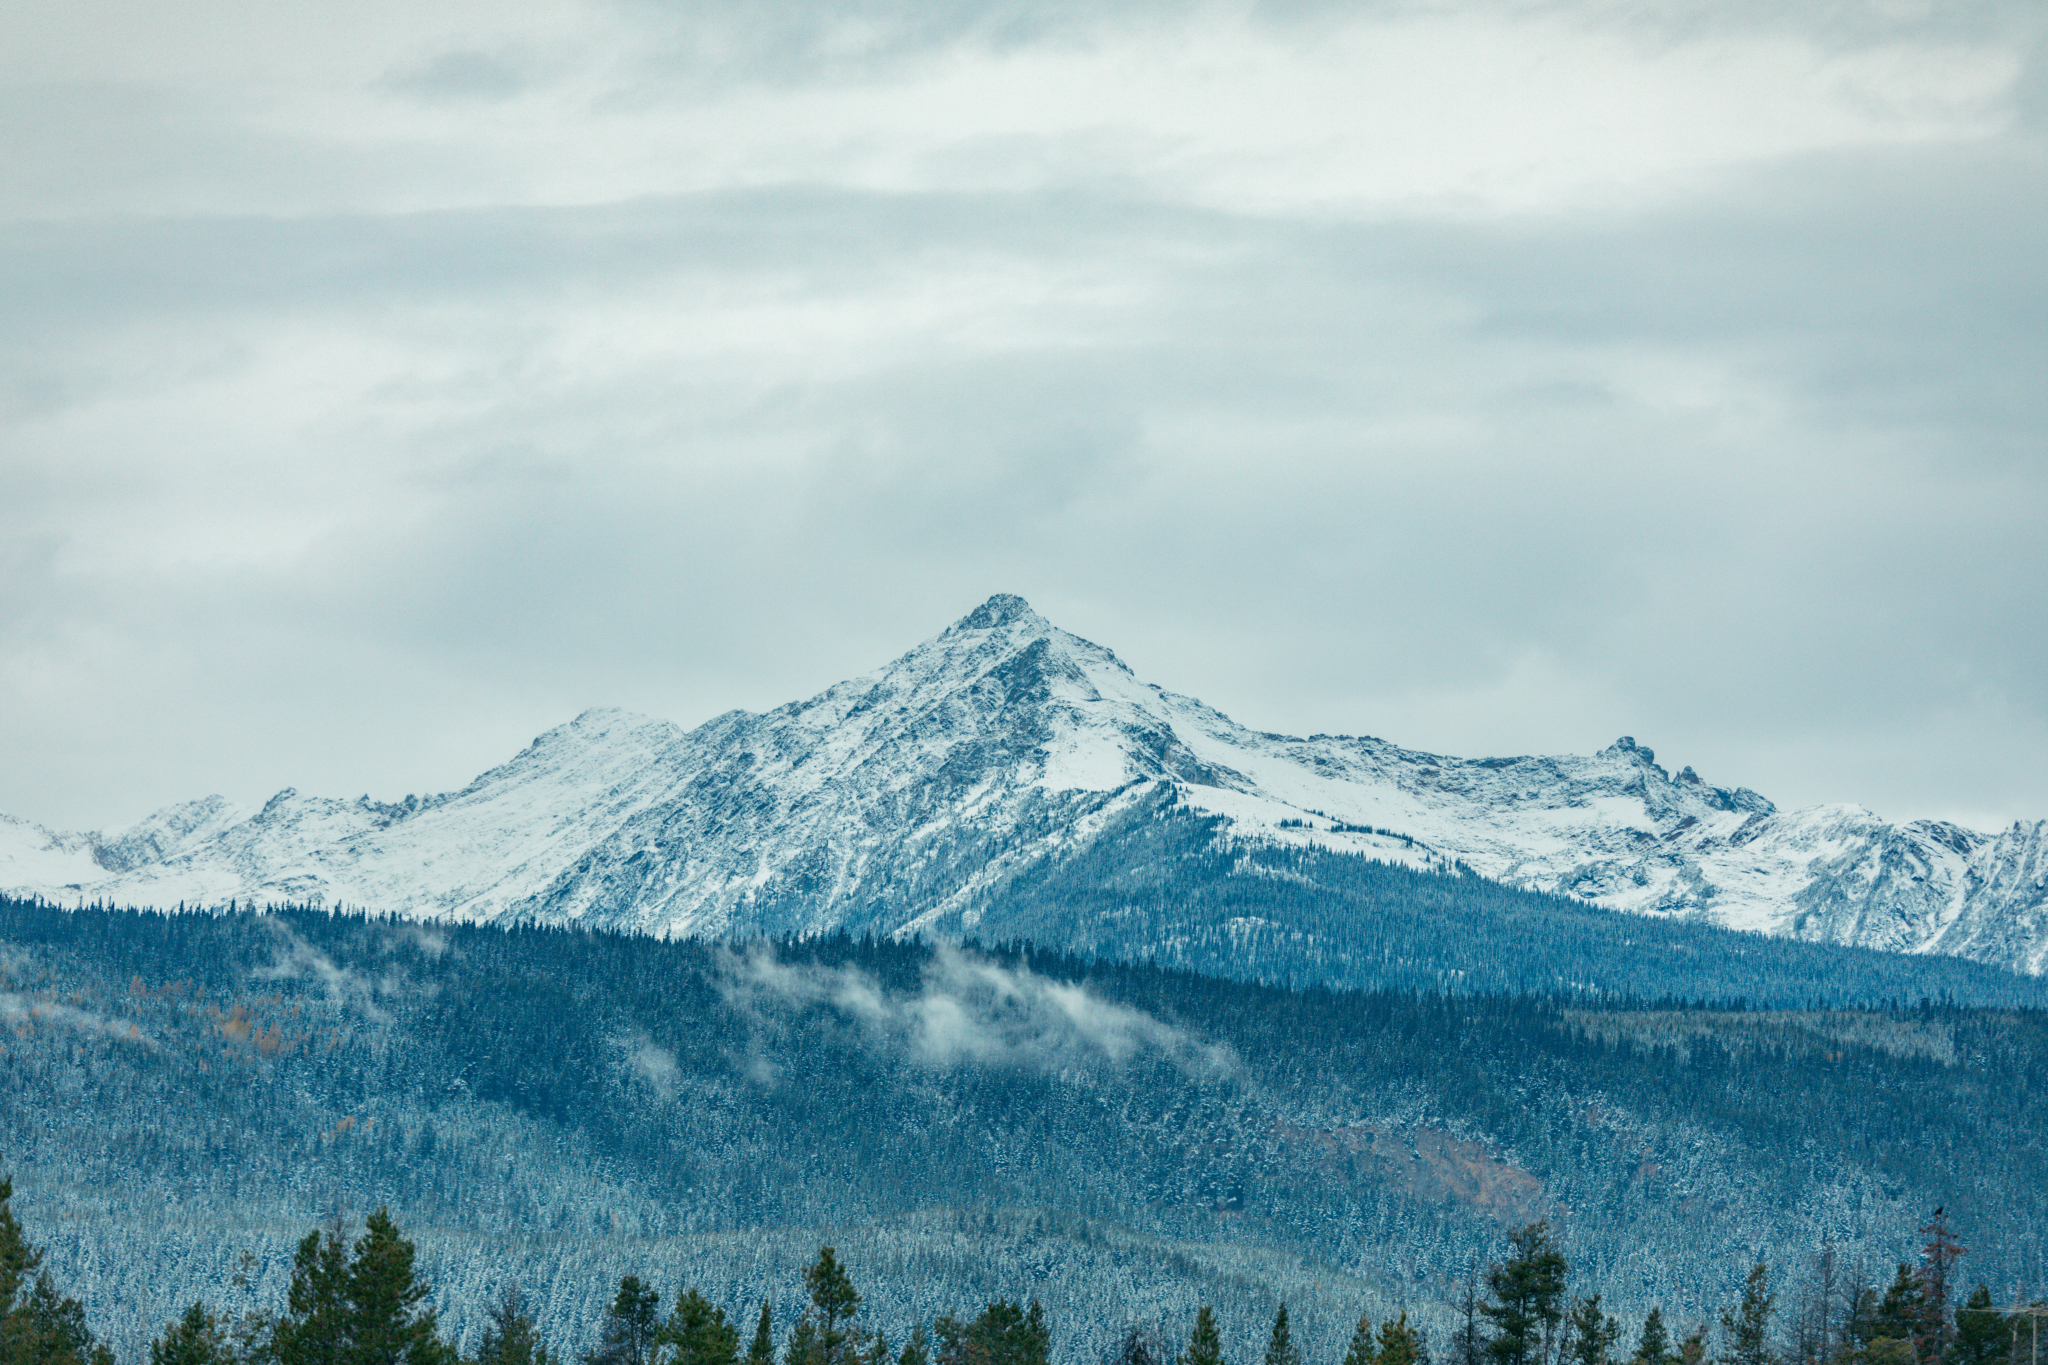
[786,1315,820,1365]
[1721,1265,1775,1365]
[153,1304,237,1365]
[931,1301,1048,1365]
[473,1289,551,1365]
[1109,1328,1162,1365]
[1567,1299,1619,1365]
[1949,1290,2007,1365]
[1676,1327,1707,1365]
[271,1223,357,1365]
[1266,1307,1301,1365]
[1484,1223,1570,1365]
[0,1172,113,1365]
[1632,1311,1674,1365]
[1377,1314,1430,1365]
[746,1310,774,1365]
[585,1279,663,1365]
[1180,1309,1224,1365]
[665,1291,738,1365]
[897,1329,928,1365]
[346,1209,455,1365]
[800,1250,861,1365]
[1343,1313,1378,1365]
[1876,1266,1929,1362]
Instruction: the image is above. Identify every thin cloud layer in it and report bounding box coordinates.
[717,945,1238,1080]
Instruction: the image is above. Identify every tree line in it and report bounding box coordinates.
[5,1163,2038,1365]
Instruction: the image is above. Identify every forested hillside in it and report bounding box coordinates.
[5,902,2046,1365]
[951,799,2048,1007]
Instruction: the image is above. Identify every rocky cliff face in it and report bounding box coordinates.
[5,594,2045,971]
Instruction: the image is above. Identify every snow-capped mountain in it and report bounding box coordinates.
[6,594,2047,971]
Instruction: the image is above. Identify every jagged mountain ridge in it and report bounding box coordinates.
[4,594,2046,971]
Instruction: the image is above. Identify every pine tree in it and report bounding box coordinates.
[897,1328,928,1365]
[1876,1265,1929,1365]
[153,1304,237,1365]
[474,1289,551,1365]
[585,1278,664,1365]
[1484,1223,1571,1365]
[1344,1313,1378,1365]
[1110,1328,1163,1365]
[665,1291,738,1365]
[346,1209,456,1365]
[1632,1310,1674,1365]
[1721,1265,1776,1365]
[271,1222,357,1365]
[1567,1298,1619,1365]
[1949,1289,2007,1365]
[786,1314,821,1365]
[747,1309,774,1365]
[800,1250,861,1365]
[1266,1307,1301,1365]
[1676,1327,1707,1365]
[0,1171,113,1365]
[1378,1314,1431,1365]
[931,1300,1050,1365]
[1180,1308,1224,1365]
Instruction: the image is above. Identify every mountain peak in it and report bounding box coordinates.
[951,593,1047,633]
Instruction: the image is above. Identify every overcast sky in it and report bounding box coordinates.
[4,0,2045,832]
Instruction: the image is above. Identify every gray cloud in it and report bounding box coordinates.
[1,0,2043,836]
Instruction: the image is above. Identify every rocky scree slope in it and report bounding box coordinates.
[3,595,2045,971]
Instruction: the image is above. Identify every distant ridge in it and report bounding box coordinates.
[4,593,2046,977]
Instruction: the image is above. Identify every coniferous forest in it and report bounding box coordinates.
[5,899,2048,1365]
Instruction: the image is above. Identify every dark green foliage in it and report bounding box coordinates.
[270,1210,454,1365]
[1342,1313,1377,1365]
[1719,1266,1774,1365]
[273,1223,354,1365]
[794,1250,860,1365]
[931,1302,1048,1365]
[1483,1223,1569,1365]
[1875,1266,1927,1358]
[1264,1306,1299,1365]
[1177,1309,1222,1365]
[1109,1330,1163,1365]
[0,1171,114,1365]
[1631,1309,1674,1365]
[586,1279,662,1365]
[348,1210,456,1365]
[746,1310,774,1365]
[895,1329,927,1365]
[1566,1298,1618,1365]
[664,1292,738,1365]
[1951,1288,2008,1365]
[1375,1315,1428,1365]
[473,1289,550,1365]
[784,1318,818,1365]
[152,1305,236,1365]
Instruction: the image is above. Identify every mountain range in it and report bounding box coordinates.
[5,593,2046,975]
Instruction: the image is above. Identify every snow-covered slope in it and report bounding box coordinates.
[8,594,2048,971]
